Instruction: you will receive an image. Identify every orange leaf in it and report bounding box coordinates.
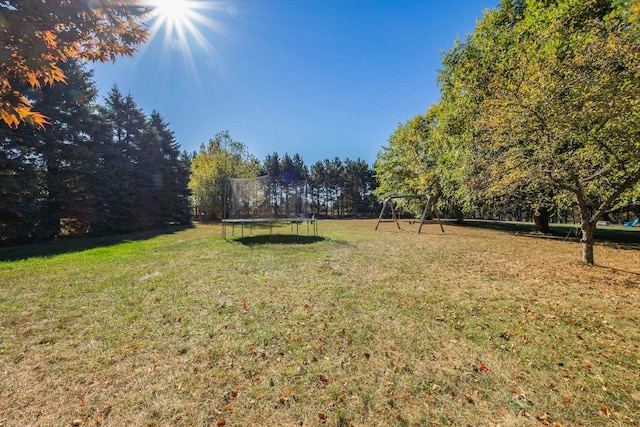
[476,362,491,373]
[317,412,327,420]
[216,419,226,426]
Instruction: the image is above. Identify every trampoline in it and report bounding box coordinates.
[222,176,318,239]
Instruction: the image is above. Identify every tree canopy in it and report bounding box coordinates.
[377,0,640,264]
[0,62,191,246]
[455,0,640,263]
[0,0,148,129]
[189,131,261,220]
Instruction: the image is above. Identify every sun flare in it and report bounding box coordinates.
[150,0,194,30]
[145,0,224,68]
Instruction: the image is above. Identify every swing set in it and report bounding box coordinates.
[375,194,444,234]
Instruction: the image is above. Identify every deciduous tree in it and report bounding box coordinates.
[438,0,640,263]
[0,0,148,129]
[190,131,260,219]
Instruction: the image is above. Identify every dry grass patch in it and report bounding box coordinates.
[1,220,639,426]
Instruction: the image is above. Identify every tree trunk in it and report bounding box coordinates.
[580,221,595,264]
[44,157,62,240]
[533,206,551,233]
[576,193,596,265]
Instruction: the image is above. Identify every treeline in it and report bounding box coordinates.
[189,131,379,220]
[0,60,191,247]
[374,0,640,264]
[266,153,378,217]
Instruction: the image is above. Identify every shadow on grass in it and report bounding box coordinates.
[0,224,194,262]
[453,220,640,248]
[233,234,326,246]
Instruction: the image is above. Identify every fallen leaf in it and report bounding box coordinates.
[462,393,475,404]
[512,390,526,400]
[562,396,572,403]
[477,362,491,373]
[600,406,612,418]
[537,413,549,422]
[216,418,226,426]
[318,412,327,420]
[242,300,248,309]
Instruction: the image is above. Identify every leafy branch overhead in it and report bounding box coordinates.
[0,0,149,129]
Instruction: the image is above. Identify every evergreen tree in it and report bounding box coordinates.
[0,60,98,244]
[145,111,191,226]
[0,123,42,245]
[97,86,146,233]
[30,60,98,239]
[342,158,377,217]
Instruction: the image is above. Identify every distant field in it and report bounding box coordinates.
[1,220,639,426]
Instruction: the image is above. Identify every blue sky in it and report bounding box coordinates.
[92,0,498,166]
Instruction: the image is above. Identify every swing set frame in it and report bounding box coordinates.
[374,194,444,234]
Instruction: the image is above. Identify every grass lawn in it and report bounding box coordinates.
[1,219,639,426]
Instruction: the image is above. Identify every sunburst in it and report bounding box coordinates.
[144,0,225,68]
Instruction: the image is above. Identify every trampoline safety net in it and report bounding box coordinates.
[228,175,310,219]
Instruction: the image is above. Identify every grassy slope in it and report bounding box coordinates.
[0,220,639,426]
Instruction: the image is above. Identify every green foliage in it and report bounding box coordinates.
[341,158,377,216]
[374,109,465,217]
[190,131,261,219]
[0,64,191,246]
[433,0,640,262]
[374,115,433,198]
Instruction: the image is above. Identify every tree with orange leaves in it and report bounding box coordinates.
[0,0,149,129]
